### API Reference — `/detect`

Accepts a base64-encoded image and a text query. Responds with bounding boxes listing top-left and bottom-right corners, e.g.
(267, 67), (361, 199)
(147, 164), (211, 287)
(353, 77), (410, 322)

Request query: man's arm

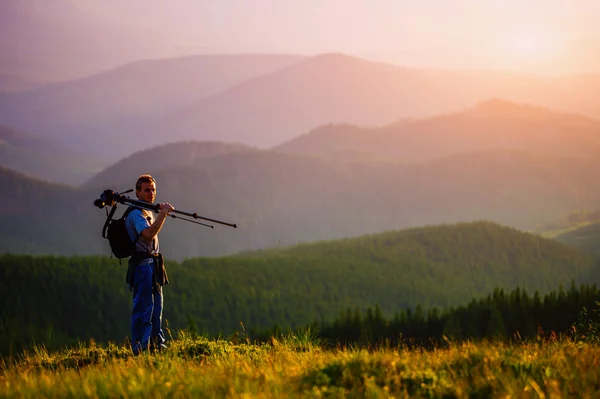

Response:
(140, 203), (174, 240)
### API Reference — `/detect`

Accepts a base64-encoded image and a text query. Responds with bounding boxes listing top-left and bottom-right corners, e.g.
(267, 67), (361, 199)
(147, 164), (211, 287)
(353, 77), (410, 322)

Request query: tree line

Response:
(276, 282), (600, 347)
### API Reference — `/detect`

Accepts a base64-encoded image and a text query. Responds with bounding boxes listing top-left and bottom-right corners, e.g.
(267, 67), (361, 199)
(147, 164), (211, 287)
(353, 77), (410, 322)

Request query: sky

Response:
(72, 0), (600, 74)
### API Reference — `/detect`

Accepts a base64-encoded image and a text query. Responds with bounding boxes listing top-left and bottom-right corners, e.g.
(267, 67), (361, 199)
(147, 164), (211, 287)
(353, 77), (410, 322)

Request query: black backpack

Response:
(102, 205), (140, 259)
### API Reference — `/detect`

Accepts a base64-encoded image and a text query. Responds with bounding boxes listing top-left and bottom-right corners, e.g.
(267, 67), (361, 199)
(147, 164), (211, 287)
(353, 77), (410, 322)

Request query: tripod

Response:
(93, 189), (237, 229)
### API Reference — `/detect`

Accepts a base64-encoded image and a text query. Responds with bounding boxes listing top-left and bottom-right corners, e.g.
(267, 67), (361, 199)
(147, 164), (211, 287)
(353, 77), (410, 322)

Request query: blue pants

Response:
(131, 261), (165, 355)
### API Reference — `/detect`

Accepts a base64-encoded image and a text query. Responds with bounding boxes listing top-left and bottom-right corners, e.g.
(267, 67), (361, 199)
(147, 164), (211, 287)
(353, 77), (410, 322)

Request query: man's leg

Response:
(150, 286), (166, 350)
(131, 263), (154, 355)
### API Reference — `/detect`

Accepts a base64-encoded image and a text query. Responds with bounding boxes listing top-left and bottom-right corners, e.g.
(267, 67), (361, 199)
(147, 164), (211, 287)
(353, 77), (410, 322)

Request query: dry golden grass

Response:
(2, 333), (600, 398)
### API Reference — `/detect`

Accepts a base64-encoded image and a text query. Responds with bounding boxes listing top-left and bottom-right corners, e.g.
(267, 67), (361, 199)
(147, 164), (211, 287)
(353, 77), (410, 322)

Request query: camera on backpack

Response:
(93, 189), (119, 209)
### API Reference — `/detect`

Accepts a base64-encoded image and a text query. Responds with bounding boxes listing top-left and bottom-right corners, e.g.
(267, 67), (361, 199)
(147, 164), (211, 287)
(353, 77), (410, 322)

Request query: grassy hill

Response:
(4, 338), (599, 398)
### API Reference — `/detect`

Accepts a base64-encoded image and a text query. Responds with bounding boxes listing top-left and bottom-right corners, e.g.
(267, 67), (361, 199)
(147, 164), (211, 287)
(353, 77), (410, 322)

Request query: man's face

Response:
(137, 181), (156, 203)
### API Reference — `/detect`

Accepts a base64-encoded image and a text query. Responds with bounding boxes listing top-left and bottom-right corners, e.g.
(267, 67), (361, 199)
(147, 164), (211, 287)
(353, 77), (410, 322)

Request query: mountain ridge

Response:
(1, 53), (598, 166)
(275, 99), (600, 162)
(3, 136), (599, 260)
(0, 53), (305, 159)
(83, 141), (258, 189)
(0, 124), (104, 184)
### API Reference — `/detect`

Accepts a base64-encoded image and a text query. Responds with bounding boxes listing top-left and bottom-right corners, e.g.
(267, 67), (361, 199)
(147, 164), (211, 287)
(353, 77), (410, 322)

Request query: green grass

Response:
(2, 333), (600, 398)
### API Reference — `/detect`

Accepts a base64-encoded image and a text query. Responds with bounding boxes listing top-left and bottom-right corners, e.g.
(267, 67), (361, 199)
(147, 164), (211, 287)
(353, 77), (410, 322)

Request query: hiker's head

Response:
(135, 174), (156, 202)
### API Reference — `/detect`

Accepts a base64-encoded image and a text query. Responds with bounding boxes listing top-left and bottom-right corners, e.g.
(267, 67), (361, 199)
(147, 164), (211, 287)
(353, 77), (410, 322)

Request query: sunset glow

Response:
(68, 0), (599, 75)
(508, 31), (547, 56)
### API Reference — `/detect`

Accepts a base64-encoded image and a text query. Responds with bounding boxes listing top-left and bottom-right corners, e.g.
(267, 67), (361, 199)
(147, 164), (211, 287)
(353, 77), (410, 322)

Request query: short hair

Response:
(136, 174), (156, 191)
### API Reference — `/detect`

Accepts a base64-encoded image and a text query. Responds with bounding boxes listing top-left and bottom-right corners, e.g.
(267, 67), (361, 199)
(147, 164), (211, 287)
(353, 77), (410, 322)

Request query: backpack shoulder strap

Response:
(122, 206), (141, 219)
(122, 206), (143, 242)
(101, 204), (119, 239)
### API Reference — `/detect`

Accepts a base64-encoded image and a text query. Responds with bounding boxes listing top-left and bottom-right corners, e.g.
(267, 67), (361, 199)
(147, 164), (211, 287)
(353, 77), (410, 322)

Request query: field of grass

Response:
(2, 331), (600, 398)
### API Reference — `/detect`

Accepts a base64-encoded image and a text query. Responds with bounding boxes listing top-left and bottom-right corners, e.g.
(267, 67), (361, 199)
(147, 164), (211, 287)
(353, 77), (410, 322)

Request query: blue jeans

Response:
(131, 261), (165, 355)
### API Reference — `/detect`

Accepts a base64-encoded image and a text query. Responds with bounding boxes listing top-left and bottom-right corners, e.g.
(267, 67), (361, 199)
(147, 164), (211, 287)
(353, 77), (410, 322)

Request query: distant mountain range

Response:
(0, 53), (305, 161)
(0, 124), (104, 184)
(0, 53), (598, 170)
(83, 140), (256, 189)
(275, 99), (600, 162)
(2, 101), (600, 259)
(2, 30), (600, 259)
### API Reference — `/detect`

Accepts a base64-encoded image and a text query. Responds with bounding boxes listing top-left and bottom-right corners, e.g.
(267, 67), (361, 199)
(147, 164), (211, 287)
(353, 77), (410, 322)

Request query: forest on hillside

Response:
(2, 221), (599, 358)
(305, 283), (600, 347)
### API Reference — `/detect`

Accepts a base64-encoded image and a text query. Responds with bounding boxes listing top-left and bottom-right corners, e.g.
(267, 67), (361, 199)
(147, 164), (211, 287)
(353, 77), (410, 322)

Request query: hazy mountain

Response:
(0, 0), (184, 83)
(0, 72), (47, 94)
(1, 53), (598, 164)
(0, 124), (104, 184)
(83, 141), (257, 189)
(4, 138), (600, 260)
(275, 99), (600, 162)
(0, 54), (304, 160)
(144, 53), (459, 149)
(418, 69), (600, 120)
(5, 101), (600, 259)
(0, 166), (106, 255)
(144, 54), (599, 150)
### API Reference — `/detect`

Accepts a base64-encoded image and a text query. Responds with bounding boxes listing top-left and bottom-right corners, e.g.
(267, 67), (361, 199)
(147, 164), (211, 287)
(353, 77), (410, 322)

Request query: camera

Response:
(93, 189), (119, 209)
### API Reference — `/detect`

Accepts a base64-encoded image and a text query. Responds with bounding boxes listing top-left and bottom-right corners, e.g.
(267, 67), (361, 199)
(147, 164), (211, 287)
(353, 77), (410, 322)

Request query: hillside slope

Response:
(146, 56), (600, 149)
(275, 99), (600, 162)
(0, 54), (304, 161)
(0, 167), (106, 255)
(0, 124), (104, 184)
(83, 141), (257, 189)
(2, 221), (598, 356)
(3, 141), (600, 259)
(1, 53), (599, 163)
(554, 221), (600, 256)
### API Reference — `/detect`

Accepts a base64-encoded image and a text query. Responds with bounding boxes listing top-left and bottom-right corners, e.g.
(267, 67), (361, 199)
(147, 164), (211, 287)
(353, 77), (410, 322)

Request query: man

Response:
(125, 174), (174, 355)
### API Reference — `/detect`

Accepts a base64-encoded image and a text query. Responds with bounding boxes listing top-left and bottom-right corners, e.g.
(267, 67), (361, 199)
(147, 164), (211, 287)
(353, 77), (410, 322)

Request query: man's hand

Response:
(159, 203), (175, 215)
(141, 202), (174, 240)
